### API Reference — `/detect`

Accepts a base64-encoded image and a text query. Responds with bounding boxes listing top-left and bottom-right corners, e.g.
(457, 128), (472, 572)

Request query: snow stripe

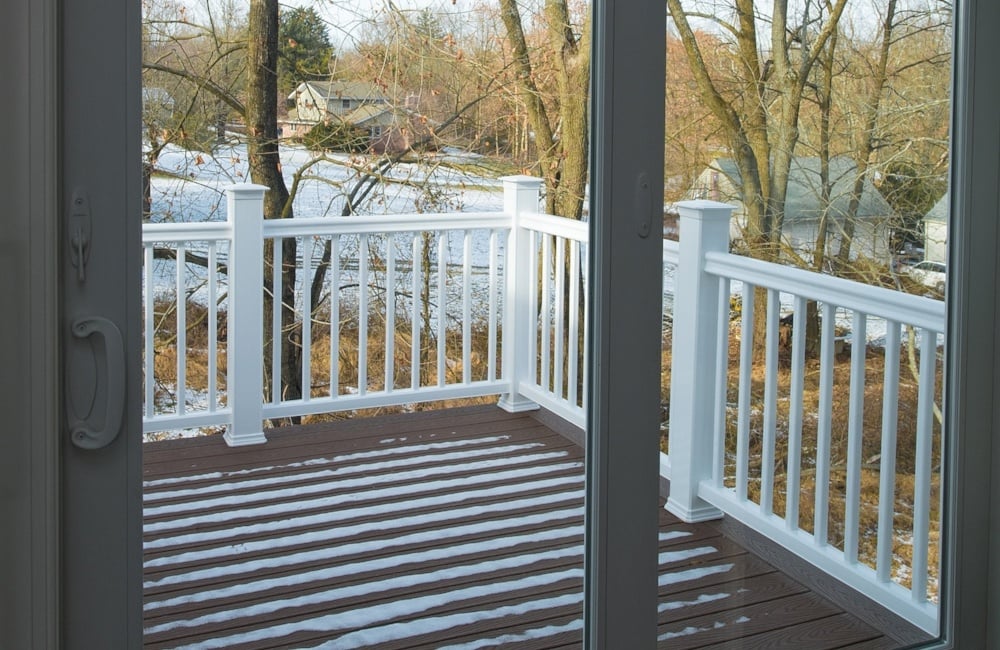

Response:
(659, 545), (717, 565)
(144, 472), (582, 547)
(434, 618), (584, 650)
(145, 524), (585, 611)
(658, 615), (751, 641)
(145, 507), (583, 588)
(659, 592), (730, 613)
(144, 454), (575, 518)
(144, 490), (583, 566)
(661, 530), (694, 542)
(660, 563), (736, 587)
(144, 441), (551, 502)
(149, 564), (584, 641)
(143, 435), (519, 489)
(314, 595), (583, 650)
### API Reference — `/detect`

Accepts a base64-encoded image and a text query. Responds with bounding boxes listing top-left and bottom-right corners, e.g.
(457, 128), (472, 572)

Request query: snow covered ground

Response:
(148, 141), (506, 224)
(150, 140), (910, 349)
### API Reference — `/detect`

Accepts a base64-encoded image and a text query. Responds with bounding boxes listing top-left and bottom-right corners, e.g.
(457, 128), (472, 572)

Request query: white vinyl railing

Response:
(142, 188), (943, 633)
(665, 200), (945, 635)
(142, 177), (575, 443)
(142, 220), (232, 434)
(259, 213), (512, 423)
(504, 209), (589, 428)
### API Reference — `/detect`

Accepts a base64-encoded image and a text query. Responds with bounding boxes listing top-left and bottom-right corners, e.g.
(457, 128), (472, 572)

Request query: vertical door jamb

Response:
(586, 0), (666, 647)
(60, 0), (144, 645)
(0, 0), (61, 644)
(943, 0), (1000, 646)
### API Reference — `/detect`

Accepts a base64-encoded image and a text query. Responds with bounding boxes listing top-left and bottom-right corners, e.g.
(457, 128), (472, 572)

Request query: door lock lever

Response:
(69, 189), (92, 283)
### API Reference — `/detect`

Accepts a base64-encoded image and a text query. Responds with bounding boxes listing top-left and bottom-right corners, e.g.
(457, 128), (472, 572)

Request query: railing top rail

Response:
(519, 212), (588, 242)
(260, 211), (511, 238)
(662, 238), (680, 265)
(142, 221), (231, 244)
(705, 250), (946, 332)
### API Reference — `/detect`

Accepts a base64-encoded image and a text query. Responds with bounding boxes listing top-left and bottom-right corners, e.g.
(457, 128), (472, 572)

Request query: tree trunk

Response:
(836, 0), (897, 268)
(806, 30), (840, 356)
(247, 0), (301, 411)
(667, 0), (848, 358)
(500, 0), (590, 221)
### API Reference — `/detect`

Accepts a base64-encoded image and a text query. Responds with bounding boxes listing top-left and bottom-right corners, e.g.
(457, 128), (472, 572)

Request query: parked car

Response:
(904, 260), (947, 293)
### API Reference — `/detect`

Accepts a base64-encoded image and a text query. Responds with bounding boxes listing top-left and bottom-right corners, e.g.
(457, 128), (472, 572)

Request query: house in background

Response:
(281, 80), (388, 139)
(924, 192), (949, 263)
(288, 80), (387, 122)
(689, 156), (896, 261)
(281, 80), (434, 153)
(342, 102), (437, 154)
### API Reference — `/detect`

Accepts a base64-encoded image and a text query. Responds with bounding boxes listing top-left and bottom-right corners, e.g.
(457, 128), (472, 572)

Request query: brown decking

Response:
(143, 405), (922, 649)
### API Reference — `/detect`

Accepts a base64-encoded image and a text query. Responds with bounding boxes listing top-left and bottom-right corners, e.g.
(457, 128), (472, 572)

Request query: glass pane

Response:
(661, 0), (952, 645)
(141, 0), (593, 646)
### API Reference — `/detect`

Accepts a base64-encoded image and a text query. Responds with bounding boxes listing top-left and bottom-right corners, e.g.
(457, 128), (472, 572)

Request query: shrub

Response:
(303, 120), (369, 152)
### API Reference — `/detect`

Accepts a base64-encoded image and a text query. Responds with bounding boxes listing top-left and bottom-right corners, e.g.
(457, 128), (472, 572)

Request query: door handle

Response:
(69, 317), (125, 450)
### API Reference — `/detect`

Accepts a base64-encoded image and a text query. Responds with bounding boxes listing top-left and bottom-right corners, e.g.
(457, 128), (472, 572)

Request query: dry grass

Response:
(146, 298), (500, 430)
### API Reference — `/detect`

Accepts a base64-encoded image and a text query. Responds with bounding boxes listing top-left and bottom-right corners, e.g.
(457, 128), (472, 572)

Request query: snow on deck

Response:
(142, 404), (898, 649)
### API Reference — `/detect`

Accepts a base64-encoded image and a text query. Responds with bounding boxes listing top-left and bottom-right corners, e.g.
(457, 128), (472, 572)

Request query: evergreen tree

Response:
(278, 6), (333, 94)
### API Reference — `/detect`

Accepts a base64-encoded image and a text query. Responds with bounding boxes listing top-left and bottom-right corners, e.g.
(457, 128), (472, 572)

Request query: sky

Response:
(281, 0), (450, 48)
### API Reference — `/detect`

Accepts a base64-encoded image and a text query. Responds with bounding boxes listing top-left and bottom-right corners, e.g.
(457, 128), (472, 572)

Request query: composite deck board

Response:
(143, 405), (908, 649)
(710, 613), (885, 649)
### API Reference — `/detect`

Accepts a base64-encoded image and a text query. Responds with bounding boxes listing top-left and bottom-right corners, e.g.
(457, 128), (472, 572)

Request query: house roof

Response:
(708, 156), (893, 222)
(344, 103), (392, 126)
(288, 80), (387, 104)
(925, 192), (949, 223)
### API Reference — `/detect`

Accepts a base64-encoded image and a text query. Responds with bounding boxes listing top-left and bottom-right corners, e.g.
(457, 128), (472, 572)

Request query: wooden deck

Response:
(143, 405), (924, 649)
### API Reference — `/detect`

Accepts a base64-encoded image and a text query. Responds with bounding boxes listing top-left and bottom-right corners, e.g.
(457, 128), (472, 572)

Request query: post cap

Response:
(222, 183), (269, 196)
(500, 175), (544, 187)
(675, 199), (735, 220)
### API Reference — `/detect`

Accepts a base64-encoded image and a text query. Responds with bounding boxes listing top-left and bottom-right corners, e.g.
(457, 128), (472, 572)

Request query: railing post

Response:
(223, 184), (269, 446)
(498, 175), (543, 414)
(665, 200), (733, 522)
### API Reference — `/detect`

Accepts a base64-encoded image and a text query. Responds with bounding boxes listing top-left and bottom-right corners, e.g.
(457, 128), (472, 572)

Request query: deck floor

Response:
(143, 405), (906, 649)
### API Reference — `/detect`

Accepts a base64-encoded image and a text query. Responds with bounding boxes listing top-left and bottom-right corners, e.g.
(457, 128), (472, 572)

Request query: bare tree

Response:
(246, 0), (301, 407)
(667, 0), (848, 257)
(499, 0), (590, 220)
(144, 0), (301, 409)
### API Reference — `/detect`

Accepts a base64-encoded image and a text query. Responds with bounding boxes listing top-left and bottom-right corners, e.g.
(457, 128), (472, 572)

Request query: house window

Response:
(342, 99), (351, 110)
(370, 126), (382, 139)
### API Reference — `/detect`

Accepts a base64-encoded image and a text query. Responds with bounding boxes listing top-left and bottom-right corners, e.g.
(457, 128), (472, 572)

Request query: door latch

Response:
(69, 188), (92, 283)
(634, 172), (652, 238)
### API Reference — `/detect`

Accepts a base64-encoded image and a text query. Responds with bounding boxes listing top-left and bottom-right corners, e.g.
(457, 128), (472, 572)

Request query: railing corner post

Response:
(498, 176), (543, 414)
(665, 200), (734, 522)
(223, 183), (269, 446)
